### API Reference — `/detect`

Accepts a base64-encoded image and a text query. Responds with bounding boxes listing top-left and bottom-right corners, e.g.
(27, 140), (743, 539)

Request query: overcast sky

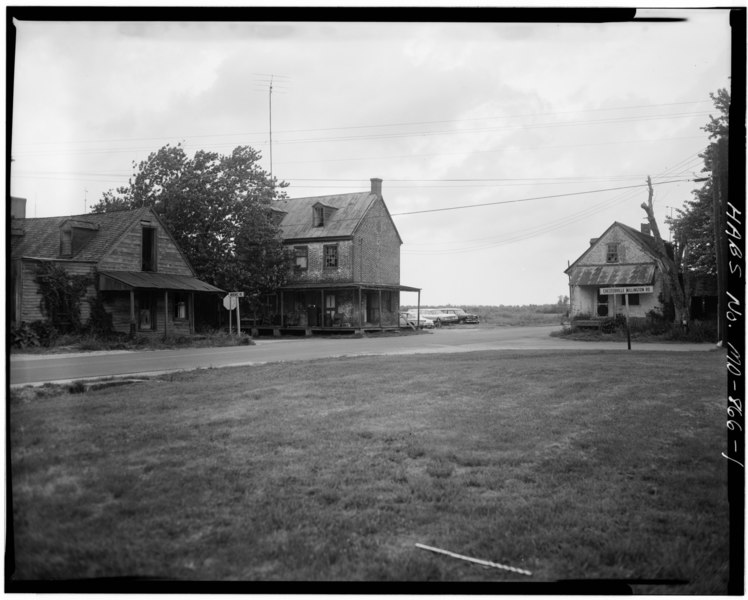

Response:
(9, 9), (733, 305)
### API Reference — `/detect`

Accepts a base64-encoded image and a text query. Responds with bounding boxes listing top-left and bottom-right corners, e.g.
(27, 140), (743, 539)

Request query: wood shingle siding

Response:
(11, 205), (222, 333)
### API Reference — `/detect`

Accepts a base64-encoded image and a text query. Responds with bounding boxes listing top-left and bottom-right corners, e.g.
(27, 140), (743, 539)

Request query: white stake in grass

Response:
(415, 543), (532, 576)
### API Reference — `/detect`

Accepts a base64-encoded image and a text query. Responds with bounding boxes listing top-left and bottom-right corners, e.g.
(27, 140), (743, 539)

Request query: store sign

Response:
(600, 285), (653, 295)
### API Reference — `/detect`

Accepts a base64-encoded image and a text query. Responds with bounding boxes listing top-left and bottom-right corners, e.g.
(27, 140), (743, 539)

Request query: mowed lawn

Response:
(9, 350), (729, 591)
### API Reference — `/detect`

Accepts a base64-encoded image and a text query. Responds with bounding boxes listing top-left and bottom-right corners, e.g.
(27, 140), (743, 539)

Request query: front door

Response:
(137, 292), (156, 330)
(597, 290), (609, 317)
(324, 294), (336, 327)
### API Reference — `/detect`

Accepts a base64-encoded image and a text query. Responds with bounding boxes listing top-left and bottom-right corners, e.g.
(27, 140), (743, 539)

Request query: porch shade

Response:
(99, 271), (224, 293)
(569, 264), (655, 286)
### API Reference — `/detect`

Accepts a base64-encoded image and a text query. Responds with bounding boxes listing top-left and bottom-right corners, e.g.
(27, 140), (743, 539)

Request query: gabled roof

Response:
(272, 191), (393, 241)
(565, 221), (666, 274)
(11, 206), (163, 263)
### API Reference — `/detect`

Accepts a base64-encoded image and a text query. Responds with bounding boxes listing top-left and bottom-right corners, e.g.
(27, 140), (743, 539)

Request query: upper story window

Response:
(606, 243), (619, 263)
(313, 205), (325, 227)
(324, 245), (338, 268)
(142, 226), (157, 271)
(294, 246), (308, 270)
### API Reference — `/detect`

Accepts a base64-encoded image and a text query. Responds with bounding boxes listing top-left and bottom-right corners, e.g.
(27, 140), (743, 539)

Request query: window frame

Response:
(173, 292), (189, 321)
(294, 245), (308, 270)
(606, 243), (619, 263)
(142, 226), (158, 272)
(313, 206), (325, 227)
(323, 244), (338, 269)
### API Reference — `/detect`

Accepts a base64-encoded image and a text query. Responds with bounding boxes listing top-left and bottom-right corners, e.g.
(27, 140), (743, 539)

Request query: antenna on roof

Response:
(252, 73), (290, 183)
(84, 189), (88, 213)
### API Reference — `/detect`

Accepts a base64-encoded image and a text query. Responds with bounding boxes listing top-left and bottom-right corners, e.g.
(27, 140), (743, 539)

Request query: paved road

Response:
(9, 325), (717, 386)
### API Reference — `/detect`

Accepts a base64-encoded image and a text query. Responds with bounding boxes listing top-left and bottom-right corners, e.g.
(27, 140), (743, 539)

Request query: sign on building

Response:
(600, 285), (654, 295)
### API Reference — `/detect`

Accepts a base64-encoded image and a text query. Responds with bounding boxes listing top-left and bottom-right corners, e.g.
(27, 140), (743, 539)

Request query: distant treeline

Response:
(400, 304), (568, 327)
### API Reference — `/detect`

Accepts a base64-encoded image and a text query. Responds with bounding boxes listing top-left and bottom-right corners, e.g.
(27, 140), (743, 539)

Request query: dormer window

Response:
(606, 243), (619, 263)
(312, 202), (337, 228)
(313, 205), (325, 227)
(59, 219), (98, 257)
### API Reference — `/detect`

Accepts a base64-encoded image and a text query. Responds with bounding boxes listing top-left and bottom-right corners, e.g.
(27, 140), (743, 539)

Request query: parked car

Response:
(419, 309), (459, 326)
(400, 312), (434, 329)
(438, 307), (480, 324)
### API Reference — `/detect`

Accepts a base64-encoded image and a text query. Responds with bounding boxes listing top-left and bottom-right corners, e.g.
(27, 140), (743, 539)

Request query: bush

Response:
(86, 295), (114, 336)
(663, 321), (719, 343)
(11, 323), (40, 349)
(29, 320), (59, 347)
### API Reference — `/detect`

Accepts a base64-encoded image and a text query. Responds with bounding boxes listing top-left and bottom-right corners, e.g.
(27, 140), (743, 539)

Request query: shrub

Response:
(29, 320), (59, 347)
(35, 263), (92, 333)
(11, 323), (40, 349)
(86, 295), (114, 336)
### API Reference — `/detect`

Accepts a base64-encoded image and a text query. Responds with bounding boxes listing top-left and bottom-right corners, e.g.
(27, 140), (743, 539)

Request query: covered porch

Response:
(246, 282), (421, 336)
(568, 263), (659, 320)
(98, 270), (224, 336)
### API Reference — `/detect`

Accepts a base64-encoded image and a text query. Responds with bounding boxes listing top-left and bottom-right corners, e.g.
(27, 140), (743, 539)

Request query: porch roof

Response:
(279, 282), (420, 292)
(99, 271), (224, 293)
(568, 264), (655, 286)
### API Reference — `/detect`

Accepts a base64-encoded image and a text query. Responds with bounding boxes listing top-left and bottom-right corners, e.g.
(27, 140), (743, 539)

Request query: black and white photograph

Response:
(6, 5), (744, 594)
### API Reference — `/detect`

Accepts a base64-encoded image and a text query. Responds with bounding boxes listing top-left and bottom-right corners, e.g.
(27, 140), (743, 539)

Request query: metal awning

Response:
(569, 264), (655, 286)
(99, 271), (224, 293)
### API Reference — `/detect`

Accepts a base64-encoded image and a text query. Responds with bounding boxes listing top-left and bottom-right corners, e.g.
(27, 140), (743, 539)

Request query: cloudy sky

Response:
(9, 9), (733, 305)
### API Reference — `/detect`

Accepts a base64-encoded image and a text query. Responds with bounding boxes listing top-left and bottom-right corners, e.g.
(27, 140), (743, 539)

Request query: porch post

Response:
(417, 290), (421, 325)
(189, 292), (195, 333)
(358, 287), (363, 330)
(129, 289), (136, 335)
(378, 289), (383, 328)
(320, 289), (324, 327)
(280, 291), (284, 331)
(164, 291), (168, 337)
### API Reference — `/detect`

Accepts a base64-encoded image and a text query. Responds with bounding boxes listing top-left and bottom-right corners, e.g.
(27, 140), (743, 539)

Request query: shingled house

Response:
(565, 221), (670, 321)
(256, 178), (420, 334)
(10, 198), (223, 336)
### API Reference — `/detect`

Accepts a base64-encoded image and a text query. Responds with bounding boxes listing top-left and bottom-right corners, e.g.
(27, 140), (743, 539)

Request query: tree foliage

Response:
(91, 144), (293, 307)
(667, 88), (729, 280)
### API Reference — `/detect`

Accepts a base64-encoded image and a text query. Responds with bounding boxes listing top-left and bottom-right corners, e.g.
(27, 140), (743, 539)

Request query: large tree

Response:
(92, 144), (292, 308)
(639, 89), (729, 327)
(668, 88), (729, 279)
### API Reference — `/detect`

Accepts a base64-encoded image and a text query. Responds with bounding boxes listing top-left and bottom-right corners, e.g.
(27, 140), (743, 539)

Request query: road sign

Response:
(600, 285), (653, 295)
(223, 295), (238, 310)
(228, 291), (245, 297)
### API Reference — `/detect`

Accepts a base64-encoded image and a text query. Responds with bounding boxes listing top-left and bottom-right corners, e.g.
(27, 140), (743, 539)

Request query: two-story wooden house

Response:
(263, 178), (420, 334)
(565, 221), (671, 321)
(10, 198), (223, 336)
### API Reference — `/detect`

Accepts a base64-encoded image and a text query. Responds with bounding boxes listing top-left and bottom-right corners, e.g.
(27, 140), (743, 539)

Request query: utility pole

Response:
(712, 137), (728, 342)
(84, 189), (88, 213)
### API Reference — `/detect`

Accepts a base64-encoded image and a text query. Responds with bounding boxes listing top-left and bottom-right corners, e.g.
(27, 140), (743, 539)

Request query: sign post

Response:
(600, 285), (653, 350)
(223, 292), (245, 335)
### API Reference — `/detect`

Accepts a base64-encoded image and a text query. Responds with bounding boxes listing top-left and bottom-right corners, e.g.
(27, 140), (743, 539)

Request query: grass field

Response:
(9, 350), (729, 591)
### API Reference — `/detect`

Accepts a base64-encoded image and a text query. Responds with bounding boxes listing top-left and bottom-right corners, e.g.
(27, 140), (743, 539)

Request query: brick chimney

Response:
(370, 178), (382, 196)
(640, 223), (651, 236)
(11, 196), (26, 220)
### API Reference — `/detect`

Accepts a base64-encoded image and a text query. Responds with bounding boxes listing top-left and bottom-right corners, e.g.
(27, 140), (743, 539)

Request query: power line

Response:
(390, 179), (690, 216)
(11, 99), (709, 149)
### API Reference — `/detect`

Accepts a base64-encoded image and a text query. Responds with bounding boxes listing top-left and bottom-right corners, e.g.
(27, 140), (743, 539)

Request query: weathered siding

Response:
(18, 259), (96, 324)
(568, 224), (666, 319)
(101, 291), (192, 336)
(353, 197), (400, 285)
(577, 227), (653, 266)
(98, 217), (193, 275)
(286, 239), (354, 284)
(569, 271), (666, 318)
